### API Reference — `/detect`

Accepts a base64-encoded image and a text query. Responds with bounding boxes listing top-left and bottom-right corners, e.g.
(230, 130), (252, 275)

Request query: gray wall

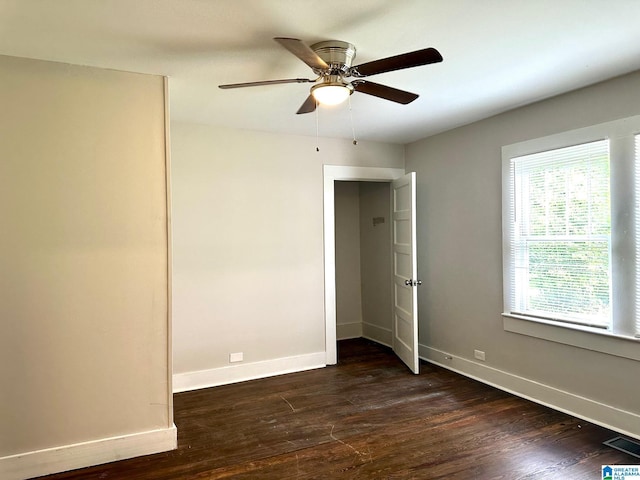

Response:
(406, 69), (640, 438)
(335, 181), (363, 340)
(334, 181), (393, 343)
(171, 122), (404, 389)
(359, 182), (393, 345)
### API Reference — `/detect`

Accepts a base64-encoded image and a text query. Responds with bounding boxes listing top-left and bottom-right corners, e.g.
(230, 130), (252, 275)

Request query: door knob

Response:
(405, 279), (423, 286)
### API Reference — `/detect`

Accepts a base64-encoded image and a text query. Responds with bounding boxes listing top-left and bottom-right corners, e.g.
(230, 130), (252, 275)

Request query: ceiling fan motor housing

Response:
(310, 40), (356, 76)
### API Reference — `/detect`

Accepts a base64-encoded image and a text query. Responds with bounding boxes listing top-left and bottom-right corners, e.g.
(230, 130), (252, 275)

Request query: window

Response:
(502, 116), (640, 347)
(510, 140), (611, 329)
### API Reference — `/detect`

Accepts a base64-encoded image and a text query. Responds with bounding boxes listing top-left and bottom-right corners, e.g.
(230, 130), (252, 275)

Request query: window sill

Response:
(502, 313), (640, 362)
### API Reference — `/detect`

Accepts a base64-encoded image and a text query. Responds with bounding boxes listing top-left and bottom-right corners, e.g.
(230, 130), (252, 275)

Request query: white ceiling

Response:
(1, 0), (640, 144)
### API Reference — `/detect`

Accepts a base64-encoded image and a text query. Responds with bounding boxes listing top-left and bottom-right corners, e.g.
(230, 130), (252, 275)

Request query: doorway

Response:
(323, 165), (404, 365)
(334, 181), (393, 350)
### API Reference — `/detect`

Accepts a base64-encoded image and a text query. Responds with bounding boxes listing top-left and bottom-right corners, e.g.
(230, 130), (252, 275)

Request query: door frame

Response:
(323, 165), (405, 365)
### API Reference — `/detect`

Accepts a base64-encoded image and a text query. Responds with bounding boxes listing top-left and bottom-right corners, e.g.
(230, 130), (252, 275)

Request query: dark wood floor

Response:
(38, 339), (633, 479)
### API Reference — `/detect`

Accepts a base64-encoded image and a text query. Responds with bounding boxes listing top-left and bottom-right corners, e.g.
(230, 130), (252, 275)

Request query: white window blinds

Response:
(509, 140), (611, 328)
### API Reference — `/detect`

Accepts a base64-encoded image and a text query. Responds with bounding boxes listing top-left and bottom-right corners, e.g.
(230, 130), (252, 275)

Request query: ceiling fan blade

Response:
(352, 47), (442, 77)
(219, 78), (315, 89)
(352, 80), (418, 104)
(274, 37), (329, 70)
(296, 95), (317, 114)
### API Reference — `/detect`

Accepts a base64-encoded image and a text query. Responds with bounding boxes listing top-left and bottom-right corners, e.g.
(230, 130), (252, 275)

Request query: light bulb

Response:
(311, 83), (352, 106)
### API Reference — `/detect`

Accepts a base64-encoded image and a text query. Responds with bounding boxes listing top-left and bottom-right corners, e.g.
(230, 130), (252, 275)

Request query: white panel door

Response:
(392, 172), (420, 374)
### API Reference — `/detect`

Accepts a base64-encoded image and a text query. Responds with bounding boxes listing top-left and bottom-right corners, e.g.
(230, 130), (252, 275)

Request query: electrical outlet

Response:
(229, 352), (243, 363)
(474, 349), (486, 361)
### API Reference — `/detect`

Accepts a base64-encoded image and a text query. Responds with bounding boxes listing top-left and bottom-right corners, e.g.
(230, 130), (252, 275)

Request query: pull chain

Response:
(349, 96), (357, 145)
(315, 101), (320, 152)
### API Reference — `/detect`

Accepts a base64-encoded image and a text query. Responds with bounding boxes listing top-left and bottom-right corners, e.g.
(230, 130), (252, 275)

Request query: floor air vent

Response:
(604, 436), (640, 459)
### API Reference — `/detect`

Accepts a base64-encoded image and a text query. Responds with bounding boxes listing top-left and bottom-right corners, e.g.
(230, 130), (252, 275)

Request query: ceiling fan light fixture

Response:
(311, 82), (353, 106)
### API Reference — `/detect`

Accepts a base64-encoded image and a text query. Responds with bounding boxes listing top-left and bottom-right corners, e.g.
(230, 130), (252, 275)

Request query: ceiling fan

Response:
(219, 37), (443, 114)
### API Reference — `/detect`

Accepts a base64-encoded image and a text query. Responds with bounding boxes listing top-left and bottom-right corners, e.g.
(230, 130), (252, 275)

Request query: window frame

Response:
(502, 116), (640, 359)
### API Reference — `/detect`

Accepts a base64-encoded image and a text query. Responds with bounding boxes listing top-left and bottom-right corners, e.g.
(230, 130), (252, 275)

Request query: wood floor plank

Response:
(36, 339), (635, 479)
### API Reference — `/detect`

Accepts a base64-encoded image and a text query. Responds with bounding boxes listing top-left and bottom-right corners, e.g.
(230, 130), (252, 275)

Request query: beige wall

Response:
(406, 70), (640, 437)
(0, 54), (172, 473)
(171, 122), (403, 382)
(335, 182), (363, 340)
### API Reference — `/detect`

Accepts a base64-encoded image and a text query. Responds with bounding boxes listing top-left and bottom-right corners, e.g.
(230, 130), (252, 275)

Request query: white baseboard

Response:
(337, 322), (363, 340)
(419, 344), (640, 441)
(0, 425), (177, 480)
(363, 323), (392, 347)
(173, 351), (326, 393)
